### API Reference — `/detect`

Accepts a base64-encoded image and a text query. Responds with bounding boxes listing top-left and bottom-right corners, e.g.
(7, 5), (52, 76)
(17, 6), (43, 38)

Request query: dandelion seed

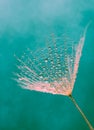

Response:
(14, 22), (94, 130)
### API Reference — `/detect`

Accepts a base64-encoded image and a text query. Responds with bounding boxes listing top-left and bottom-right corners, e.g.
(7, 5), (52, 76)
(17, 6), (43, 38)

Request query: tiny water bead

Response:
(44, 59), (48, 63)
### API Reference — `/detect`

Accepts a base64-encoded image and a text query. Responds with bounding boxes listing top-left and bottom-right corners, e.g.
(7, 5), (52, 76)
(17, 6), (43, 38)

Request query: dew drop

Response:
(58, 64), (61, 67)
(43, 67), (46, 70)
(39, 76), (43, 79)
(45, 59), (48, 63)
(52, 65), (55, 68)
(51, 61), (54, 64)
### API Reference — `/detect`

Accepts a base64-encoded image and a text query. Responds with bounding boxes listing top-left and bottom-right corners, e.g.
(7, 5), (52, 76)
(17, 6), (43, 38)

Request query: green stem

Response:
(69, 95), (94, 130)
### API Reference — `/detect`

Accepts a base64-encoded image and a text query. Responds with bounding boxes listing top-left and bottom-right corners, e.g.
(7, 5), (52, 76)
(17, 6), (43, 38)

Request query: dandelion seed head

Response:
(14, 24), (89, 96)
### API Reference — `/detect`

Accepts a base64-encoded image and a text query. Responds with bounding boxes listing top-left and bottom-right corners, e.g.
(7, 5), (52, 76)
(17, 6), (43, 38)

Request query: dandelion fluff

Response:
(14, 22), (94, 130)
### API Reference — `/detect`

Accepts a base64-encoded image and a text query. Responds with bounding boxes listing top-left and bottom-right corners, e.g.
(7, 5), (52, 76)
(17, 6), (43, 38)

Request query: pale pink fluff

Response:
(28, 78), (72, 96)
(17, 23), (89, 96)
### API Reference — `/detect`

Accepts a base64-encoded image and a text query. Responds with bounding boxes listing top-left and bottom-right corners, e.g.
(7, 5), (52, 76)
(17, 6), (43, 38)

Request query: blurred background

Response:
(0, 0), (94, 130)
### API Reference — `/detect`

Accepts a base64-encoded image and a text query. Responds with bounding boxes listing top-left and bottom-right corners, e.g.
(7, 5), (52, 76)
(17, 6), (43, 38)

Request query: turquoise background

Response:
(0, 0), (94, 130)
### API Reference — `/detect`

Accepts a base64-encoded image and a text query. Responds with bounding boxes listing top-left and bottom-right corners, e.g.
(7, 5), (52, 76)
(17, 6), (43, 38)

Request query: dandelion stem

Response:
(69, 95), (94, 130)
